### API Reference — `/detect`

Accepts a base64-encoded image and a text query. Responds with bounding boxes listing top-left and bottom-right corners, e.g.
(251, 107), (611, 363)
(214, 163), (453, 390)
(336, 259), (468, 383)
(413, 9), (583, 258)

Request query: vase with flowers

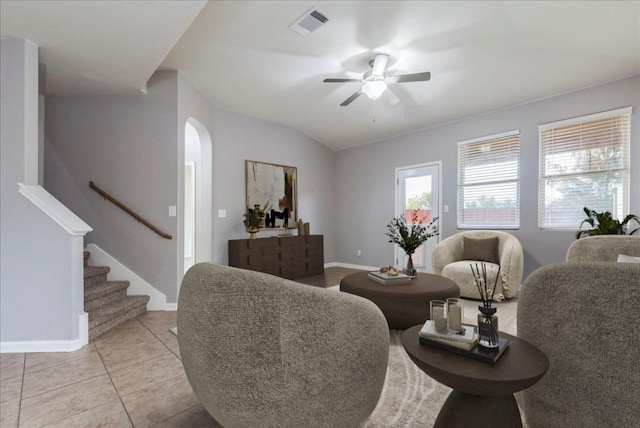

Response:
(385, 213), (439, 277)
(471, 262), (502, 349)
(243, 204), (265, 239)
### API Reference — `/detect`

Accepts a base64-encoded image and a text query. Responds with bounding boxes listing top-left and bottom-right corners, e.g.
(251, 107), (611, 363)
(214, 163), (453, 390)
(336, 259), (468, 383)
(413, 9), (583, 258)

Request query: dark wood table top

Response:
(401, 324), (549, 396)
(340, 271), (459, 297)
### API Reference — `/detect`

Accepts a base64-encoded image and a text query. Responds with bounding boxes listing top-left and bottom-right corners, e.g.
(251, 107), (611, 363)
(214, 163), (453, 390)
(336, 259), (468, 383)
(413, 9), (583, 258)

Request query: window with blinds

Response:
(538, 107), (631, 229)
(457, 130), (520, 229)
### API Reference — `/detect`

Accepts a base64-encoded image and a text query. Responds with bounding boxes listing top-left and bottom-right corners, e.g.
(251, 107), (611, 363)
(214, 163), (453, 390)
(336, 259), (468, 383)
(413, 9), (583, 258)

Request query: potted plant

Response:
(243, 204), (265, 239)
(385, 212), (439, 276)
(576, 207), (640, 239)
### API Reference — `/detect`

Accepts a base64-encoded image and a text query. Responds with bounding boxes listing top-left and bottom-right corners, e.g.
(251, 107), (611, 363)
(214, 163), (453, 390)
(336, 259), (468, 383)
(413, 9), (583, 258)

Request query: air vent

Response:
(289, 7), (329, 36)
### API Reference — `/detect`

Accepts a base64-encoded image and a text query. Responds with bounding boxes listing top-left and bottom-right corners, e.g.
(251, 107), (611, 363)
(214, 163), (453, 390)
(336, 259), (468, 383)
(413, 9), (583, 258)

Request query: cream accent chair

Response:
(178, 263), (390, 428)
(518, 235), (640, 427)
(432, 230), (524, 299)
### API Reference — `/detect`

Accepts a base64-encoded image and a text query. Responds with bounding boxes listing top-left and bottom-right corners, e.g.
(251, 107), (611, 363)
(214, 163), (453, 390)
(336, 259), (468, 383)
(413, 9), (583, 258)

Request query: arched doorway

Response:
(183, 118), (212, 274)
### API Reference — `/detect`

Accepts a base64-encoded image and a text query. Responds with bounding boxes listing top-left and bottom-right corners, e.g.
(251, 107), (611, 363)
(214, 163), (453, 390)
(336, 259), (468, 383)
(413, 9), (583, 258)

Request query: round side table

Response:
(401, 325), (549, 428)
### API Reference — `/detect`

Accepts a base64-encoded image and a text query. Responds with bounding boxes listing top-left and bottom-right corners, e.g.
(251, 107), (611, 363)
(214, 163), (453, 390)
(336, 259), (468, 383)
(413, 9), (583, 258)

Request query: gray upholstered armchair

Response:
(565, 234), (640, 262)
(518, 235), (640, 428)
(432, 230), (524, 299)
(177, 263), (390, 428)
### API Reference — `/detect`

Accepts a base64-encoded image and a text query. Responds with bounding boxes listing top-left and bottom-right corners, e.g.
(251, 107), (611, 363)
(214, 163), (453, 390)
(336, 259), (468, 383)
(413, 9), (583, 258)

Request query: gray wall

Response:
(177, 73), (336, 266)
(45, 71), (180, 301)
(210, 108), (337, 264)
(334, 76), (640, 279)
(43, 66), (635, 305)
(44, 72), (337, 303)
(1, 38), (81, 343)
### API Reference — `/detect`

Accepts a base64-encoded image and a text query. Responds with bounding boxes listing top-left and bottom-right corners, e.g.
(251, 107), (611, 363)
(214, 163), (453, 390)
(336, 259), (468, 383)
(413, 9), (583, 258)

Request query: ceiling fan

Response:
(323, 54), (431, 106)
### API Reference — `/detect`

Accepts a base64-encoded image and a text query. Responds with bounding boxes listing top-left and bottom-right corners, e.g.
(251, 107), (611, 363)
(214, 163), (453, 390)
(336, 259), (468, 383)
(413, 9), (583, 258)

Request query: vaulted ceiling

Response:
(2, 1), (639, 151)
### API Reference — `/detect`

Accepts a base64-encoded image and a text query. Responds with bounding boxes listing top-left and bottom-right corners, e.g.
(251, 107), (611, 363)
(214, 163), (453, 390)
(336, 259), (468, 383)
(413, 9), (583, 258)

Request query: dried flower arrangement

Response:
(470, 262), (505, 305)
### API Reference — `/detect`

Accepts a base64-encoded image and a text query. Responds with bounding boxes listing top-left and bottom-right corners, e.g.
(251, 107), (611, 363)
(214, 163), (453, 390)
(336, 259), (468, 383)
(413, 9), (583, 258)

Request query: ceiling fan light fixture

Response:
(323, 53), (430, 106)
(362, 80), (387, 100)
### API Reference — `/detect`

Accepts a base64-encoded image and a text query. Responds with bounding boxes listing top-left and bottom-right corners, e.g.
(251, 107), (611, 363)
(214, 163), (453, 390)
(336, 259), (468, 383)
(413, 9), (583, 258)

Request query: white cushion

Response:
(617, 254), (640, 263)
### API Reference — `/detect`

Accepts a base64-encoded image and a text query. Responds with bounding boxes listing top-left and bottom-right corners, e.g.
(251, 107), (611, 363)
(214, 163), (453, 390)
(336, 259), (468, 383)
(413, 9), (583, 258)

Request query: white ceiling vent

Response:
(288, 7), (328, 36)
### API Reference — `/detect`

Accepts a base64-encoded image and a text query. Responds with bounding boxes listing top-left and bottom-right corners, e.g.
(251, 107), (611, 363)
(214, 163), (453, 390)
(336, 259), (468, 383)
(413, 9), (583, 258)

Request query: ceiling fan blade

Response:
(389, 71), (431, 84)
(384, 88), (400, 106)
(340, 89), (362, 106)
(372, 54), (389, 76)
(323, 78), (361, 83)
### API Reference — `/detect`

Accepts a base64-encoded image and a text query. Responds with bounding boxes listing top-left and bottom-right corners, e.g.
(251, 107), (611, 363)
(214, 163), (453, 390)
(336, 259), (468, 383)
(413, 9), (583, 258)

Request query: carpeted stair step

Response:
(84, 265), (110, 286)
(83, 248), (151, 339)
(88, 295), (150, 340)
(84, 280), (130, 311)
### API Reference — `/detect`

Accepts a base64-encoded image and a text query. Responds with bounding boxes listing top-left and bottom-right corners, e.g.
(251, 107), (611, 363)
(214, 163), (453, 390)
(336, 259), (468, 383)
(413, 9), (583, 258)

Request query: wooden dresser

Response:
(228, 235), (324, 279)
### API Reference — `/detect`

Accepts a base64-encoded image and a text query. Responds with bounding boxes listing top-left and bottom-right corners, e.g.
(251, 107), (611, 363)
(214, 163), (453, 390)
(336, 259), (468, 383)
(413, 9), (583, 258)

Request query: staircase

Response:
(84, 250), (150, 339)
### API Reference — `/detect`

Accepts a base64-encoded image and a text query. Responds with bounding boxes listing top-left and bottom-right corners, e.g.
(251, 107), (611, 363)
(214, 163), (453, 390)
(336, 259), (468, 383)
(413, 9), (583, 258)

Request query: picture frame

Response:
(245, 160), (297, 229)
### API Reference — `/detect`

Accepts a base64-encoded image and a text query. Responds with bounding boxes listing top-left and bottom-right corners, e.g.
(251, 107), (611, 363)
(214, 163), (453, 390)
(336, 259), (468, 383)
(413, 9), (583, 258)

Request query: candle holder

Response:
(446, 297), (463, 333)
(430, 300), (447, 333)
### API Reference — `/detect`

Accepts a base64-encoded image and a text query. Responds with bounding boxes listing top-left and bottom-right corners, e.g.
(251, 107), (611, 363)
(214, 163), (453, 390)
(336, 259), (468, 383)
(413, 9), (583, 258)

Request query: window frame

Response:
(457, 130), (521, 230)
(538, 107), (632, 230)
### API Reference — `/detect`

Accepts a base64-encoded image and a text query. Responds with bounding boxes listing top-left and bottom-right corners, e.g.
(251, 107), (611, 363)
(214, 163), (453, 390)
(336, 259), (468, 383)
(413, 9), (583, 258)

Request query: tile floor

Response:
(0, 267), (518, 428)
(0, 268), (358, 428)
(0, 310), (223, 428)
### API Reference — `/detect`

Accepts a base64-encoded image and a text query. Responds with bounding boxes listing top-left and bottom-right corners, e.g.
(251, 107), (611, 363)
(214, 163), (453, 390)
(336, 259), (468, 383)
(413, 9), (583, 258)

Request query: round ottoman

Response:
(340, 272), (460, 329)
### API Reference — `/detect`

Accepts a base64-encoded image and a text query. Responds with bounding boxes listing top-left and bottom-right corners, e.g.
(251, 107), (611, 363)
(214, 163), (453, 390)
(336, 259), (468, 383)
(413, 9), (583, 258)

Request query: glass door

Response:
(395, 162), (441, 274)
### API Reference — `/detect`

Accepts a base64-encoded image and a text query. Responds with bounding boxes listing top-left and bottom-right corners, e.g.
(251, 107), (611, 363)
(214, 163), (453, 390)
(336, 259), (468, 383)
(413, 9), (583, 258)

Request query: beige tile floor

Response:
(0, 268), (518, 428)
(0, 268), (355, 428)
(0, 310), (223, 428)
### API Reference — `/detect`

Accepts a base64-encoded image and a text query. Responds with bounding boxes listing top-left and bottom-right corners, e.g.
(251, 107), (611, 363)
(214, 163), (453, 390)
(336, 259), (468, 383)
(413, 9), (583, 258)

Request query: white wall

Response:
(45, 71), (180, 301)
(334, 76), (640, 279)
(183, 123), (200, 267)
(1, 38), (89, 350)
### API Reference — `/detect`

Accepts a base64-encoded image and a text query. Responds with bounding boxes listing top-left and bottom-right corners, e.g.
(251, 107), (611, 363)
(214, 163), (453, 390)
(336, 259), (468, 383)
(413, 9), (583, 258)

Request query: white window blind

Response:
(538, 107), (631, 229)
(457, 130), (520, 229)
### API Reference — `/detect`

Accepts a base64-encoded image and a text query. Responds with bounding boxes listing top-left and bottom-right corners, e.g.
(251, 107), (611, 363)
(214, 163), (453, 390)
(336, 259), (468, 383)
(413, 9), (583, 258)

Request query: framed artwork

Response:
(245, 160), (297, 229)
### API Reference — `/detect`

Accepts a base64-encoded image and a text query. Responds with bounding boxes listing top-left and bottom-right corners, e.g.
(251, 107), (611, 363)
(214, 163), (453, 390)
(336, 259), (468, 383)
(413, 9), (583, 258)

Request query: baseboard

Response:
(1, 338), (88, 353)
(331, 262), (379, 271)
(1, 313), (89, 353)
(85, 243), (167, 310)
(164, 303), (177, 311)
(78, 312), (88, 346)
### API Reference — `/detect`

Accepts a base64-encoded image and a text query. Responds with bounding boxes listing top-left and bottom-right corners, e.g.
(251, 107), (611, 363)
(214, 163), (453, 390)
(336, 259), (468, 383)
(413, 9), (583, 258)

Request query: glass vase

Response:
(405, 254), (417, 277)
(477, 305), (499, 350)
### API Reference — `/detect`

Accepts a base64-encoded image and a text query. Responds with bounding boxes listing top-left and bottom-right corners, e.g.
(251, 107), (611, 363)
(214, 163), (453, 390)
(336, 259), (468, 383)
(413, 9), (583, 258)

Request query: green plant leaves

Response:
(575, 207), (640, 239)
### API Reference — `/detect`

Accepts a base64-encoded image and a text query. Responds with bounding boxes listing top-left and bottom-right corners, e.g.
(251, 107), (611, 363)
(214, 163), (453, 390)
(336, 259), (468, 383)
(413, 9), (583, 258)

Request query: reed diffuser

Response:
(470, 263), (501, 349)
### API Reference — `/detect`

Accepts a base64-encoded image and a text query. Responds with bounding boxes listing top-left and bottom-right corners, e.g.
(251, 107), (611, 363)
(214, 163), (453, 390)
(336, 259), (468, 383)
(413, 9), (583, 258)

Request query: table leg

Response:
(434, 389), (522, 428)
